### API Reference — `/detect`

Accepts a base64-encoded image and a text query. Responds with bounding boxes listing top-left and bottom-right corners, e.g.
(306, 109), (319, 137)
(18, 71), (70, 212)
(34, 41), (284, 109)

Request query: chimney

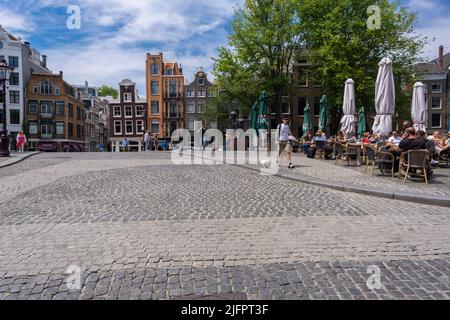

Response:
(59, 71), (63, 78)
(24, 41), (30, 48)
(42, 55), (47, 68)
(438, 45), (444, 69)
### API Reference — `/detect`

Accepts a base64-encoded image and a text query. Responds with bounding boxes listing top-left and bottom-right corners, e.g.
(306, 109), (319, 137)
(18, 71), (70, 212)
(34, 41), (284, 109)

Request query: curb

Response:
(0, 152), (41, 169)
(191, 153), (450, 208)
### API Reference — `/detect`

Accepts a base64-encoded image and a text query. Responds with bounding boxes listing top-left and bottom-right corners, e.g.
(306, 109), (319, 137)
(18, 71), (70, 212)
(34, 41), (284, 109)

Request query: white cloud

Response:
(0, 8), (34, 32)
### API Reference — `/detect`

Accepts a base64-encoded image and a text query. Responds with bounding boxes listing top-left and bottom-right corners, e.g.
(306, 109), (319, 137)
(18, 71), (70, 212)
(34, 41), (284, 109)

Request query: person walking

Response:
(16, 131), (27, 153)
(277, 116), (295, 168)
(144, 130), (152, 151)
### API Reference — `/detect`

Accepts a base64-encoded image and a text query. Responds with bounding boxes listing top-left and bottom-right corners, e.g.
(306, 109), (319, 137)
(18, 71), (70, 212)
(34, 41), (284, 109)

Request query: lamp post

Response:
(0, 59), (15, 157)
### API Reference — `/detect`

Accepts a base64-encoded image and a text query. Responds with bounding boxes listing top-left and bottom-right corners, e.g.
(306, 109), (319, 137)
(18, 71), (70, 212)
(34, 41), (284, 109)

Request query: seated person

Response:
(387, 131), (402, 147)
(443, 131), (450, 152)
(369, 133), (380, 144)
(361, 132), (371, 144)
(427, 131), (445, 154)
(312, 130), (327, 143)
(397, 127), (426, 153)
(335, 131), (346, 143)
(416, 130), (436, 155)
(300, 131), (313, 153)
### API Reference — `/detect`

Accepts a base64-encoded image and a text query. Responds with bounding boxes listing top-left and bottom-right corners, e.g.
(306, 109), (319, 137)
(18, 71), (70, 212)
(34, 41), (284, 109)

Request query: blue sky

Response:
(1, 0), (449, 95)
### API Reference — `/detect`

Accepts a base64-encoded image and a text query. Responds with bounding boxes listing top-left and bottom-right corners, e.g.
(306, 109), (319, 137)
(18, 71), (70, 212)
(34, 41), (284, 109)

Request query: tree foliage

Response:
(297, 0), (427, 131)
(97, 85), (119, 99)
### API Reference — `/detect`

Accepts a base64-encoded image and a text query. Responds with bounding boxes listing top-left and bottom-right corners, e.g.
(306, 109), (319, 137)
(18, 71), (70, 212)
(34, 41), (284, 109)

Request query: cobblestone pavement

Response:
(0, 152), (449, 300)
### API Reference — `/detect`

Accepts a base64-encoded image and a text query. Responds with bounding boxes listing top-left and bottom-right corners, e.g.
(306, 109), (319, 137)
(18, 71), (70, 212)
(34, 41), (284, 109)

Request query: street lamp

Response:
(0, 59), (14, 157)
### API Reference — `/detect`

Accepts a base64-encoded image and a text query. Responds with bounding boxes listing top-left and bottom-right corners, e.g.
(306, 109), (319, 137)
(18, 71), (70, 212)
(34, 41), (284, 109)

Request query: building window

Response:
(76, 124), (81, 138)
(29, 122), (38, 135)
(124, 93), (132, 102)
(298, 97), (307, 116)
(40, 80), (53, 95)
(55, 101), (65, 115)
(68, 123), (74, 137)
(8, 56), (19, 68)
(170, 101), (177, 117)
(431, 83), (442, 93)
(10, 109), (20, 124)
(68, 103), (74, 118)
(197, 102), (204, 113)
(41, 124), (52, 135)
(423, 85), (428, 94)
(151, 101), (159, 114)
(151, 81), (159, 95)
(125, 120), (133, 134)
(169, 80), (177, 97)
(165, 69), (173, 75)
(313, 97), (320, 116)
(9, 91), (20, 104)
(136, 120), (144, 134)
(114, 120), (122, 135)
(187, 117), (194, 131)
(187, 89), (195, 97)
(9, 72), (19, 86)
(33, 86), (38, 94)
(28, 101), (38, 114)
(125, 105), (132, 117)
(282, 101), (290, 115)
(150, 63), (159, 75)
(40, 102), (52, 115)
(198, 89), (206, 97)
(55, 122), (64, 135)
(431, 97), (442, 109)
(208, 91), (214, 98)
(186, 102), (195, 113)
(77, 107), (82, 120)
(136, 105), (144, 117)
(55, 86), (60, 96)
(198, 78), (205, 86)
(151, 121), (159, 134)
(113, 106), (121, 117)
(298, 70), (308, 86)
(431, 114), (441, 128)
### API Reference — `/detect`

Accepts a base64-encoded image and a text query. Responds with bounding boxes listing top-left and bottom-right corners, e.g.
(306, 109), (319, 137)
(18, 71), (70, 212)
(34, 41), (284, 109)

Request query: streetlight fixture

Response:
(0, 59), (15, 157)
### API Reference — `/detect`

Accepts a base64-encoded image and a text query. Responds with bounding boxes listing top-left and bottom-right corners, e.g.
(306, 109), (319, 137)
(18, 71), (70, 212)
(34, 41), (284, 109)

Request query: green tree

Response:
(97, 85), (118, 99)
(212, 0), (303, 123)
(297, 0), (427, 133)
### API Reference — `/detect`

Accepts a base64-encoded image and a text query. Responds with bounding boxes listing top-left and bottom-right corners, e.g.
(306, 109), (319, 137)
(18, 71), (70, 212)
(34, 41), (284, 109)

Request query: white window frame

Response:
(197, 102), (204, 114)
(186, 89), (195, 97)
(114, 120), (122, 135)
(431, 83), (442, 93)
(125, 120), (133, 135)
(151, 101), (159, 115)
(186, 102), (195, 113)
(431, 114), (441, 128)
(33, 86), (38, 94)
(29, 122), (38, 135)
(40, 103), (52, 115)
(198, 78), (205, 86)
(198, 89), (206, 97)
(114, 106), (121, 117)
(187, 118), (194, 131)
(124, 105), (133, 118)
(41, 124), (52, 135)
(124, 93), (132, 103)
(136, 120), (144, 134)
(431, 97), (442, 109)
(135, 105), (144, 117)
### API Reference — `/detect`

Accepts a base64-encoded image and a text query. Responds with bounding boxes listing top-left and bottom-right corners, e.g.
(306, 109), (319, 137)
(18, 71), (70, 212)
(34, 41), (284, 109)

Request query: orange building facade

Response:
(146, 53), (184, 139)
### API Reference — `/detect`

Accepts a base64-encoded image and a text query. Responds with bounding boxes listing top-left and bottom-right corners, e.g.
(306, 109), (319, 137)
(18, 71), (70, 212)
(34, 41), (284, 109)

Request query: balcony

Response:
(39, 112), (53, 119)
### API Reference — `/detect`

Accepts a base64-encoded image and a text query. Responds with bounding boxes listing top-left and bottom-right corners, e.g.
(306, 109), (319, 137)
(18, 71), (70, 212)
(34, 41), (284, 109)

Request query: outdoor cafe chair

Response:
(315, 140), (326, 159)
(399, 150), (432, 184)
(364, 146), (395, 178)
(335, 143), (360, 166)
(438, 149), (450, 167)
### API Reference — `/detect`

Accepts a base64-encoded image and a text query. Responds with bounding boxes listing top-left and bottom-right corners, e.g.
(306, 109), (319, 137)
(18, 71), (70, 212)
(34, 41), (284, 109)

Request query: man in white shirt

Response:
(387, 131), (402, 146)
(277, 116), (295, 168)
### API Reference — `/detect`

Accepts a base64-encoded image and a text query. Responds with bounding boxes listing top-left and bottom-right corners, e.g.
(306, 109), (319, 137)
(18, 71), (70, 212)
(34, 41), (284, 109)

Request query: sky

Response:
(1, 0), (449, 96)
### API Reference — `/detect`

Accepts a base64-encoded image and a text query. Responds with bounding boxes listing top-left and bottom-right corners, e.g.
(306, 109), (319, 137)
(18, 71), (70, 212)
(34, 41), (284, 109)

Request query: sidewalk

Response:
(0, 152), (40, 169)
(192, 150), (450, 207)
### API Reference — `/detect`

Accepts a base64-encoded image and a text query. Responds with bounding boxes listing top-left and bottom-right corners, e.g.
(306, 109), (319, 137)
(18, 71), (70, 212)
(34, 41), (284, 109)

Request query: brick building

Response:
(25, 72), (86, 152)
(146, 53), (184, 139)
(184, 68), (215, 137)
(413, 45), (450, 134)
(107, 79), (147, 152)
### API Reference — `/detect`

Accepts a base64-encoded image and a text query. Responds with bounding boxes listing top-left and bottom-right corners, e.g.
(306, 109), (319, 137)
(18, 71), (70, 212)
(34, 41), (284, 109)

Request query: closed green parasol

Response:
(357, 106), (367, 138)
(251, 91), (269, 133)
(319, 95), (328, 132)
(302, 103), (313, 137)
